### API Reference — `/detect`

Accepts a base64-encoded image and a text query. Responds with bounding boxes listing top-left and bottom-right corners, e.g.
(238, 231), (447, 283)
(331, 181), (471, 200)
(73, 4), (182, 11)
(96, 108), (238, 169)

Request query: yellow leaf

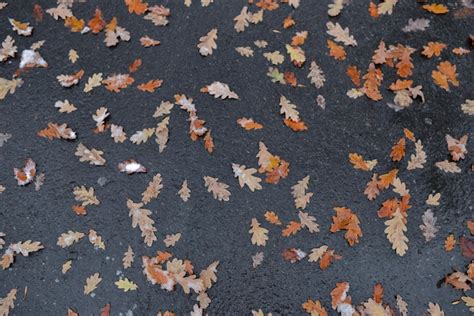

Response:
(115, 278), (138, 292)
(422, 3), (449, 14)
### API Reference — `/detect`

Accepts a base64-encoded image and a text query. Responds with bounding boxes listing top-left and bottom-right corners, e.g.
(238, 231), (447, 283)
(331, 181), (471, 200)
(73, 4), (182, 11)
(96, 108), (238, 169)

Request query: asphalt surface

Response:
(0, 0), (473, 315)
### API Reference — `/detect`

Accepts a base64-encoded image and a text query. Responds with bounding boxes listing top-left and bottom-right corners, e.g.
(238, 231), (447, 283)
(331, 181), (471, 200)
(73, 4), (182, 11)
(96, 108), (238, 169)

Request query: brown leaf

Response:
(460, 237), (474, 260)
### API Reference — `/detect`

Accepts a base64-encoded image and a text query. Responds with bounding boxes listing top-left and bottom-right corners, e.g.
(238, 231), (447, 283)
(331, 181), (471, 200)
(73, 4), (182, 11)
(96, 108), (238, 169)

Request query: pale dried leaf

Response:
(249, 218), (268, 246)
(420, 209), (439, 242)
(164, 233), (181, 247)
(384, 209), (408, 256)
(54, 100), (77, 113)
(142, 173), (163, 204)
(198, 28), (217, 56)
(84, 273), (102, 295)
(307, 61), (325, 88)
(205, 82), (239, 99)
(178, 180), (191, 202)
(279, 95), (299, 121)
(57, 231), (85, 248)
(203, 176), (231, 201)
(84, 73), (103, 92)
(435, 160), (461, 173)
(232, 163), (262, 191)
(123, 246), (134, 269)
(426, 193), (441, 206)
(326, 22), (357, 46)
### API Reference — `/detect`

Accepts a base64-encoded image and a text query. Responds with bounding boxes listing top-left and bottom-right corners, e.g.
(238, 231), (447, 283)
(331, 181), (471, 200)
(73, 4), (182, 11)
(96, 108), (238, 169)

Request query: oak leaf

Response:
(237, 118), (263, 130)
(115, 278), (138, 292)
(123, 246), (134, 268)
(390, 137), (406, 161)
(326, 22), (357, 46)
(384, 209), (408, 256)
(364, 174), (380, 200)
(198, 28), (217, 56)
(75, 143), (106, 166)
(125, 0), (148, 15)
(138, 79), (163, 92)
(330, 207), (362, 246)
(422, 42), (446, 58)
(444, 234), (456, 251)
(57, 231), (85, 248)
(140, 36), (160, 47)
(249, 218), (268, 246)
(103, 73), (134, 92)
(127, 199), (157, 246)
(88, 8), (105, 33)
(203, 176), (230, 201)
(264, 51), (284, 65)
(203, 81), (239, 99)
(13, 158), (36, 186)
(327, 40), (346, 60)
(349, 153), (377, 171)
(282, 221), (302, 237)
(84, 273), (102, 295)
(432, 61), (459, 91)
(232, 163), (262, 191)
(264, 211), (281, 225)
(423, 3), (449, 14)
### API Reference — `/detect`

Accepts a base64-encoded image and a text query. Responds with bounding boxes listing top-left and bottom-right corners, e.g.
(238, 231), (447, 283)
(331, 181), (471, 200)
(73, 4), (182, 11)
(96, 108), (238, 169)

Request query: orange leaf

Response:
(284, 71), (297, 86)
(369, 1), (379, 18)
(282, 221), (302, 237)
(327, 40), (346, 60)
(422, 3), (449, 14)
(302, 299), (328, 316)
(373, 283), (384, 304)
(72, 205), (87, 216)
(330, 207), (362, 246)
(88, 8), (106, 34)
(283, 16), (295, 29)
(362, 63), (383, 101)
(390, 44), (415, 78)
(390, 137), (406, 162)
(283, 119), (307, 132)
(432, 70), (449, 90)
(377, 169), (398, 189)
(444, 234), (456, 251)
(128, 58), (142, 73)
(320, 249), (341, 270)
(137, 79), (162, 92)
(291, 32), (307, 46)
(125, 0), (148, 15)
(204, 130), (214, 153)
(403, 128), (415, 142)
(348, 153), (371, 171)
(256, 0), (279, 11)
(346, 65), (361, 87)
(389, 79), (413, 91)
(106, 17), (118, 32)
(156, 251), (172, 263)
(432, 61), (459, 91)
(422, 42), (446, 58)
(264, 211), (282, 225)
(377, 198), (399, 218)
(330, 282), (350, 309)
